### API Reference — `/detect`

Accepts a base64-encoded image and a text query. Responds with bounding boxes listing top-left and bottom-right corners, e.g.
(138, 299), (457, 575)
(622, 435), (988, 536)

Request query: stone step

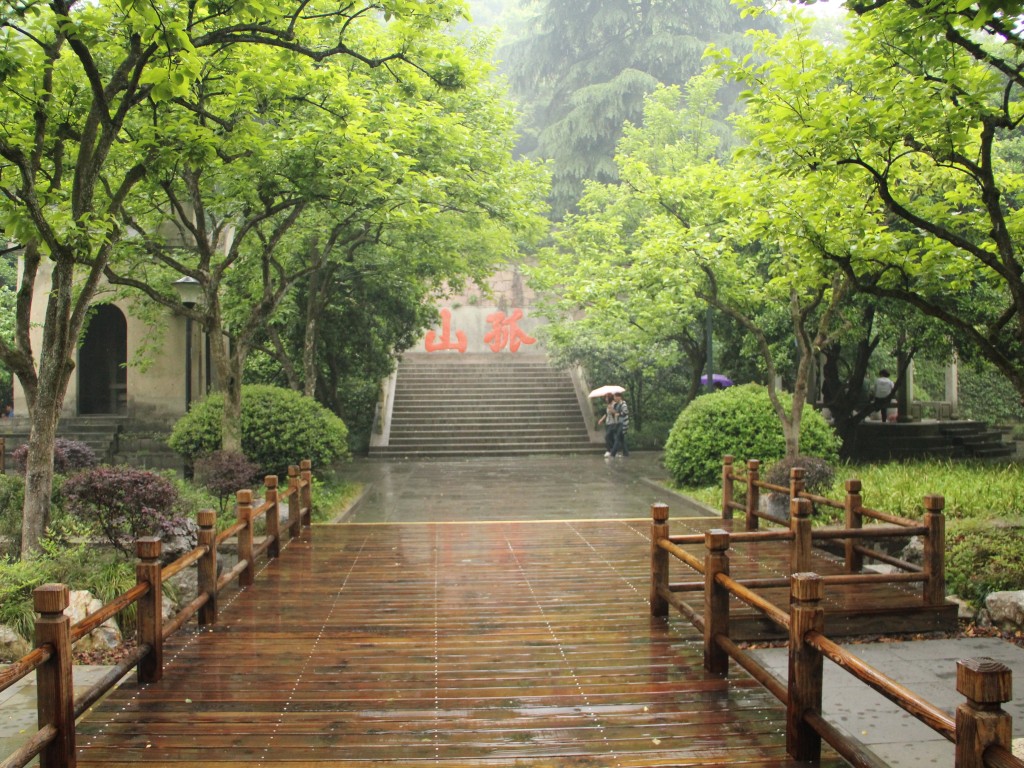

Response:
(387, 416), (590, 430)
(388, 429), (591, 443)
(373, 444), (602, 457)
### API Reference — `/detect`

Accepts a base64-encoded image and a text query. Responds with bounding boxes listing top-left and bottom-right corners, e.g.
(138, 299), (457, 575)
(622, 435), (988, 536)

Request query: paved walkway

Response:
(337, 452), (712, 524)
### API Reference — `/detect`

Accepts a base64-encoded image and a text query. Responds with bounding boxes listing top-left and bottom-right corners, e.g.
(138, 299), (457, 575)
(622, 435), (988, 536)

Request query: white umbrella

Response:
(588, 385), (625, 398)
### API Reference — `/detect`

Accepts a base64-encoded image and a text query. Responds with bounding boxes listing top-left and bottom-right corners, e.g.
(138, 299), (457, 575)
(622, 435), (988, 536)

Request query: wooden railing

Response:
(0, 460), (314, 768)
(720, 455), (946, 607)
(650, 502), (1024, 768)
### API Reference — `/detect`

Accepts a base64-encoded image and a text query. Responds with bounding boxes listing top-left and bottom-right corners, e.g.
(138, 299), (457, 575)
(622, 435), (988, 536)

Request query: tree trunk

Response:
(205, 314), (244, 453)
(21, 409), (59, 556)
(221, 356), (243, 453)
(20, 347), (74, 557)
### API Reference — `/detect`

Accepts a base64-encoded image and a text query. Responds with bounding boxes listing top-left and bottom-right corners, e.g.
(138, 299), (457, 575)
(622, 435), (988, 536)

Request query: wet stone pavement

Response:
(338, 451), (714, 524)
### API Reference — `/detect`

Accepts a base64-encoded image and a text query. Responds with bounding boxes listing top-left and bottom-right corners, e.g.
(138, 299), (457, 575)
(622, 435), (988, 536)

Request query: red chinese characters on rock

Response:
(484, 309), (536, 353)
(423, 308), (537, 353)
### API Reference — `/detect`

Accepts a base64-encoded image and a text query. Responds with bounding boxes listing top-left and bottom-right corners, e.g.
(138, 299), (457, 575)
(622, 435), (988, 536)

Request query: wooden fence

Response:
(0, 460), (314, 768)
(650, 501), (1023, 768)
(721, 455), (946, 607)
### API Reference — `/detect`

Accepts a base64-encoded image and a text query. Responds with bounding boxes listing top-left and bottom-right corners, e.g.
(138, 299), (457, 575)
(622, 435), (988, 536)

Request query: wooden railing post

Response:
(787, 572), (824, 763)
(136, 537), (163, 684)
(923, 494), (946, 606)
(704, 529), (731, 676)
(721, 455), (734, 520)
(197, 509), (218, 626)
(844, 479), (863, 573)
(287, 465), (301, 538)
(300, 459), (313, 526)
(236, 489), (255, 588)
(264, 475), (280, 559)
(791, 497), (813, 574)
(745, 459), (760, 532)
(789, 466), (806, 502)
(650, 503), (670, 617)
(955, 658), (1012, 768)
(33, 583), (75, 768)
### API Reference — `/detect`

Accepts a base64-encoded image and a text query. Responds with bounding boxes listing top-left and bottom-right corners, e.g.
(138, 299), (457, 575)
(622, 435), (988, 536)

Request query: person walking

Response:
(597, 393), (620, 457)
(612, 391), (630, 457)
(873, 369), (895, 422)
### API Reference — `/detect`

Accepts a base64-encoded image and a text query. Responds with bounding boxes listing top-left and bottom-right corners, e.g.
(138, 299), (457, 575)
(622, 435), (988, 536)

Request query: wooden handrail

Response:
(0, 646), (51, 693)
(715, 571), (790, 629)
(721, 454), (946, 606)
(806, 629), (957, 741)
(70, 582), (149, 644)
(0, 460), (315, 768)
(0, 723), (57, 768)
(161, 543), (209, 581)
(649, 501), (1022, 767)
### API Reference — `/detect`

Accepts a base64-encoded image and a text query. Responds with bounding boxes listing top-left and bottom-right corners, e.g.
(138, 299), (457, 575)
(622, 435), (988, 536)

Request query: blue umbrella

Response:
(700, 374), (733, 388)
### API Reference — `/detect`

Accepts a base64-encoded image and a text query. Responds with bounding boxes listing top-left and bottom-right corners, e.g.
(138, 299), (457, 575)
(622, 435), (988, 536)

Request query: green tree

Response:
(722, 3), (1024, 408)
(0, 0), (470, 556)
(533, 72), (852, 458)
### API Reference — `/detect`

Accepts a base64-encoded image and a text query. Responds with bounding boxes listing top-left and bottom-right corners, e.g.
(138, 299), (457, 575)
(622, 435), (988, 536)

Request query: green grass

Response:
(676, 459), (1024, 607)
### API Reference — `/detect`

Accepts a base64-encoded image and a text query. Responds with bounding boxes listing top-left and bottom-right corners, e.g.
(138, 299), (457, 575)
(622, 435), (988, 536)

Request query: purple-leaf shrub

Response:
(62, 466), (197, 559)
(194, 451), (259, 515)
(12, 438), (98, 474)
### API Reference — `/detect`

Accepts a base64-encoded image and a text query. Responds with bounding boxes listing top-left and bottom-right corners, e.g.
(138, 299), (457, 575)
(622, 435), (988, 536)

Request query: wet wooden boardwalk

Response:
(77, 519), (848, 767)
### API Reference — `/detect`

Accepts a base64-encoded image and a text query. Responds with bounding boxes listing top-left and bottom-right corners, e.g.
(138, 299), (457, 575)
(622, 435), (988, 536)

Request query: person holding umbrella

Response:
(612, 391), (630, 457)
(597, 393), (620, 457)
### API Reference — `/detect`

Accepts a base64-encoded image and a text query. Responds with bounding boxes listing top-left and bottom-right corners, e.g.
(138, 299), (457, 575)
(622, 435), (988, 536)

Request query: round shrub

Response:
(62, 466), (197, 559)
(168, 384), (350, 476)
(664, 384), (839, 488)
(11, 437), (98, 474)
(194, 450), (260, 515)
(763, 455), (836, 495)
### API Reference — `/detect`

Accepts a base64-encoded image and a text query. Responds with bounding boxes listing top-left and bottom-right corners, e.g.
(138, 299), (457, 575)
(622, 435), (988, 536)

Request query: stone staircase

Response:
(1, 416), (183, 471)
(852, 420), (1016, 460)
(371, 356), (597, 458)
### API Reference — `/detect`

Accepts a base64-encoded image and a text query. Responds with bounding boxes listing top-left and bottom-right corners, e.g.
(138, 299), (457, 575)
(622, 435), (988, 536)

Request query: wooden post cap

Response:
(790, 467), (806, 480)
(791, 497), (813, 518)
(300, 459), (311, 471)
(747, 459), (760, 471)
(924, 494), (945, 513)
(288, 465), (298, 477)
(33, 583), (69, 614)
(705, 529), (730, 551)
(651, 503), (669, 523)
(136, 537), (162, 560)
(957, 658), (1012, 704)
(236, 488), (253, 503)
(198, 509), (216, 528)
(264, 475), (278, 489)
(790, 572), (823, 602)
(722, 455), (734, 466)
(845, 479), (862, 494)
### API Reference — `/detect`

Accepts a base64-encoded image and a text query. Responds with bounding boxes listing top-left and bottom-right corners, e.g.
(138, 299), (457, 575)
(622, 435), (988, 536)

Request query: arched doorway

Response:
(78, 304), (128, 415)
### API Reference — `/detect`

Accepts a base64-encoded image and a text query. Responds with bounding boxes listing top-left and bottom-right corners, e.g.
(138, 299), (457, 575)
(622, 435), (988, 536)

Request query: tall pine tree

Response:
(500, 0), (775, 216)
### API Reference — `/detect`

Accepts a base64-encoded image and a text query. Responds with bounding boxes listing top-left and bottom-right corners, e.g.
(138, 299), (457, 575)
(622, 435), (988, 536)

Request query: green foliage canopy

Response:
(664, 384), (840, 487)
(168, 385), (350, 475)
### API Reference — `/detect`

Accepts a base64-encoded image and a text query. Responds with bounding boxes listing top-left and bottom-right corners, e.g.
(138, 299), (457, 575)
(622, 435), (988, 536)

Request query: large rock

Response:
(66, 590), (122, 652)
(0, 624), (31, 661)
(984, 590), (1024, 631)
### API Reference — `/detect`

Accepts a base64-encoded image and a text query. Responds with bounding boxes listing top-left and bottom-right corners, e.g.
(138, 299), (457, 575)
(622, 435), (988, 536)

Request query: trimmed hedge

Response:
(168, 385), (350, 476)
(664, 384), (840, 488)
